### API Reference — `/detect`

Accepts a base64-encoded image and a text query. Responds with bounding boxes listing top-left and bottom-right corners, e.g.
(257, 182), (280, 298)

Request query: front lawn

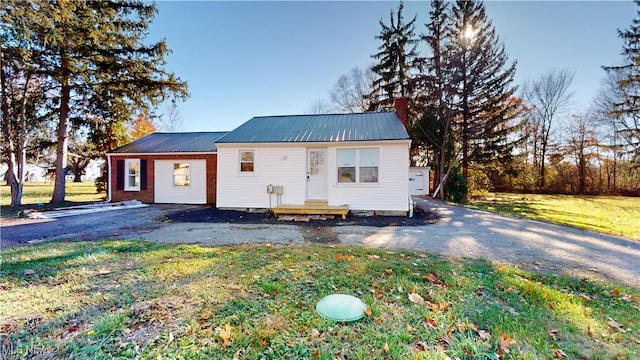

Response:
(1, 240), (638, 359)
(1, 182), (103, 218)
(466, 193), (640, 240)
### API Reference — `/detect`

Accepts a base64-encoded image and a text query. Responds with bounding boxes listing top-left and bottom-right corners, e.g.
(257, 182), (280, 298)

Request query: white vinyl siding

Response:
(217, 141), (410, 211)
(328, 143), (408, 211)
(124, 159), (140, 191)
(217, 146), (307, 208)
(154, 160), (206, 204)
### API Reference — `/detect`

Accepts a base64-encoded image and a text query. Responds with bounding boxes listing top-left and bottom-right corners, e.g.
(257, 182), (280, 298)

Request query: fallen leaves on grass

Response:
(423, 318), (438, 329)
(553, 348), (567, 358)
(424, 272), (441, 284)
(499, 332), (512, 354)
(218, 323), (232, 348)
(199, 311), (212, 324)
(408, 292), (424, 305)
(478, 329), (491, 341)
(336, 253), (344, 261)
(608, 319), (626, 333)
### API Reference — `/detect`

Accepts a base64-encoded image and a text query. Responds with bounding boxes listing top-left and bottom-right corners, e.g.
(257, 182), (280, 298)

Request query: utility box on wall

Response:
(409, 167), (430, 196)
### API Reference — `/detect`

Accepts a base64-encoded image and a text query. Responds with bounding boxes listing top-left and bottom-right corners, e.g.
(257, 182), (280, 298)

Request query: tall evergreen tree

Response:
(448, 0), (521, 184)
(603, 0), (640, 165)
(1, 0), (188, 204)
(1, 4), (56, 206)
(414, 0), (456, 199)
(369, 2), (419, 118)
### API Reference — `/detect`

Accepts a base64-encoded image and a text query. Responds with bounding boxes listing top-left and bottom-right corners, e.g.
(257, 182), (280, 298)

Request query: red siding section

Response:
(109, 154), (218, 204)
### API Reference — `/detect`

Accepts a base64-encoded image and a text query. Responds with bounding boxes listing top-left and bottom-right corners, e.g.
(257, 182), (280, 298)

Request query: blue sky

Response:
(149, 1), (636, 132)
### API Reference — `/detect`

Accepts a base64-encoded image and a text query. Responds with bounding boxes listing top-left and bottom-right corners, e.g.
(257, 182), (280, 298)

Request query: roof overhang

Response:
(106, 152), (217, 156)
(214, 139), (411, 148)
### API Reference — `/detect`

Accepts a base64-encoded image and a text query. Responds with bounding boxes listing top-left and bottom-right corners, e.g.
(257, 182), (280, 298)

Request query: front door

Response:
(307, 149), (327, 200)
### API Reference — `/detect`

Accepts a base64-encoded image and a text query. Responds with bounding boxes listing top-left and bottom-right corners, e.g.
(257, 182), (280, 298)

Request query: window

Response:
(359, 149), (379, 183)
(124, 159), (140, 191)
(173, 163), (190, 187)
(337, 149), (379, 183)
(337, 150), (356, 183)
(240, 150), (254, 173)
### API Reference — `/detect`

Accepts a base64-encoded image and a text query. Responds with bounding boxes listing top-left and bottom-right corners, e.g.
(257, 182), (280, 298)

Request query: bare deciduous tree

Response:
(330, 67), (374, 113)
(565, 111), (599, 194)
(158, 100), (185, 132)
(303, 97), (334, 115)
(522, 69), (574, 189)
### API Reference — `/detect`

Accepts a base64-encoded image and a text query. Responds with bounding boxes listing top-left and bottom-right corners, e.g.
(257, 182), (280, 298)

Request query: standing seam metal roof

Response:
(109, 132), (228, 153)
(216, 112), (409, 143)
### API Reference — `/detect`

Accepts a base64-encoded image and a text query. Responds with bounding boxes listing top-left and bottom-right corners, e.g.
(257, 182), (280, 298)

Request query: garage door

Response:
(154, 160), (207, 204)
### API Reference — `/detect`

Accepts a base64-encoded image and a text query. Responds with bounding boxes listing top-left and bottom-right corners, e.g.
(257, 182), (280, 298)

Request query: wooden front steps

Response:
(272, 203), (349, 219)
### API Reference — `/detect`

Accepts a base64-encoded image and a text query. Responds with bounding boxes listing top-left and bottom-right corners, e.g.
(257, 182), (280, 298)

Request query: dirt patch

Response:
(164, 207), (439, 228)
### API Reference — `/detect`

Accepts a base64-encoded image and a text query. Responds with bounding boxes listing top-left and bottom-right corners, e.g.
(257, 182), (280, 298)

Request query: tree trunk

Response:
(74, 173), (82, 182)
(539, 135), (548, 190)
(578, 149), (586, 195)
(51, 51), (71, 204)
(0, 39), (23, 207)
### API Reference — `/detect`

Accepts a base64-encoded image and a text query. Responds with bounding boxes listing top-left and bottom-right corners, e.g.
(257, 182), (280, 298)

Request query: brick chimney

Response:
(394, 97), (408, 129)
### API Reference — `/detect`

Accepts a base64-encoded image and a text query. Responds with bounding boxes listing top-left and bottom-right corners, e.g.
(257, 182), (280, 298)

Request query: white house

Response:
(215, 100), (412, 214)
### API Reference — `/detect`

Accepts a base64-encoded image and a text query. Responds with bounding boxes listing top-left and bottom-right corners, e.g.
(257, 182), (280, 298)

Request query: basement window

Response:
(124, 159), (140, 191)
(173, 163), (190, 187)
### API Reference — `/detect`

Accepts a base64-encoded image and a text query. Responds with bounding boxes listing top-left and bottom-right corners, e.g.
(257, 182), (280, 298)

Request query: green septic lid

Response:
(316, 294), (367, 322)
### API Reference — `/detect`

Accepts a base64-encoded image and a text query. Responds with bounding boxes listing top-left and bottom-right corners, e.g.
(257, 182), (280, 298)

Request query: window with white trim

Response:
(173, 163), (190, 187)
(125, 159), (140, 191)
(337, 148), (379, 183)
(240, 150), (254, 173)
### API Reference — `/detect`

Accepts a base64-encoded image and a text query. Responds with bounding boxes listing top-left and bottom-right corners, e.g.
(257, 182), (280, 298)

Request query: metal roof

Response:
(216, 112), (409, 143)
(109, 132), (228, 153)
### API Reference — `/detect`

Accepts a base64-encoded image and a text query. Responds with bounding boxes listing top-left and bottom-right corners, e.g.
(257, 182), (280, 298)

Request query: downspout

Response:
(106, 154), (112, 202)
(408, 195), (414, 218)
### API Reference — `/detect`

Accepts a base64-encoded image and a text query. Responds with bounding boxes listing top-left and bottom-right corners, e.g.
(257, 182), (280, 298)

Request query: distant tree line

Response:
(312, 0), (640, 200)
(1, 0), (189, 207)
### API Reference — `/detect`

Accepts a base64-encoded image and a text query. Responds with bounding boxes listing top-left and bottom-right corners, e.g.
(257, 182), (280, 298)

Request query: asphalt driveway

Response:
(2, 198), (638, 289)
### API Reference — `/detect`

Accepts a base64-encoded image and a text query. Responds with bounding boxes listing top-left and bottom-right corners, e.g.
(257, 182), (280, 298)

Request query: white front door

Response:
(307, 149), (327, 200)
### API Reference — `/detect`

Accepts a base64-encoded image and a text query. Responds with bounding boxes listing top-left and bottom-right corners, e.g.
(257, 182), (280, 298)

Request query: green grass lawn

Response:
(1, 241), (638, 359)
(0, 182), (103, 217)
(466, 193), (640, 241)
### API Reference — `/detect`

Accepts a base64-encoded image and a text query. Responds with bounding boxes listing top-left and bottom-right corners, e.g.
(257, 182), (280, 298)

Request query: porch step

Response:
(304, 200), (328, 206)
(272, 204), (349, 219)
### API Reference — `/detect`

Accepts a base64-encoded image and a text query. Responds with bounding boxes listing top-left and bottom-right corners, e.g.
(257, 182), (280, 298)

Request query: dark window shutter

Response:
(140, 159), (148, 190)
(116, 160), (124, 190)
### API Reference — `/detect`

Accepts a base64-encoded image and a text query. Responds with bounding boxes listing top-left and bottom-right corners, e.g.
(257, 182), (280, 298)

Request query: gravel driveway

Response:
(2, 198), (638, 289)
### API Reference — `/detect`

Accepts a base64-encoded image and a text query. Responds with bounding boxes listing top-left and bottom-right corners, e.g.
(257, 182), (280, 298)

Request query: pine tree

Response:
(448, 0), (521, 186)
(2, 1), (189, 204)
(414, 0), (456, 199)
(369, 2), (419, 118)
(603, 0), (640, 164)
